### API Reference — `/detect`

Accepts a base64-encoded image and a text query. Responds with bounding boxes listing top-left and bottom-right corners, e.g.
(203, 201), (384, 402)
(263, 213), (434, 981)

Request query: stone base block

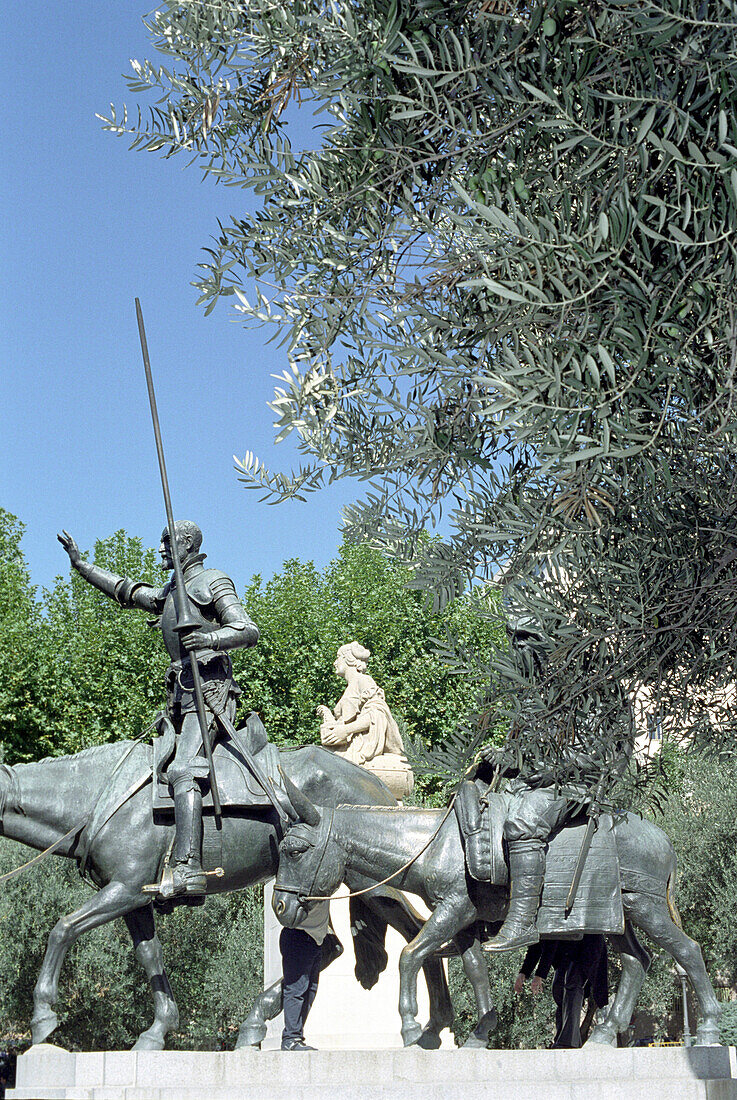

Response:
(7, 1044), (737, 1100)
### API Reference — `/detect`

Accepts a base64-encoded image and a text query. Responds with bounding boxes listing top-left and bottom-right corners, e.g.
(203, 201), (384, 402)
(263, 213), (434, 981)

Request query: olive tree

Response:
(105, 1), (737, 785)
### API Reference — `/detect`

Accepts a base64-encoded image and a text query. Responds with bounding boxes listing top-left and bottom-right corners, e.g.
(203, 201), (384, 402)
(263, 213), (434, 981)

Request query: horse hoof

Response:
(695, 1023), (721, 1047)
(31, 1009), (59, 1046)
(417, 1030), (442, 1050)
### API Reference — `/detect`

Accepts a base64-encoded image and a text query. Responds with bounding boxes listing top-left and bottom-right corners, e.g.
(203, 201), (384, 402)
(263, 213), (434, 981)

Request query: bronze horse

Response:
(273, 783), (722, 1048)
(0, 742), (452, 1050)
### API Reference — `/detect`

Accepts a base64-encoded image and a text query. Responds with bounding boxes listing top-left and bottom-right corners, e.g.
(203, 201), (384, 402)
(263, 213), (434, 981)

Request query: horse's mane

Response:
(13, 740), (149, 775)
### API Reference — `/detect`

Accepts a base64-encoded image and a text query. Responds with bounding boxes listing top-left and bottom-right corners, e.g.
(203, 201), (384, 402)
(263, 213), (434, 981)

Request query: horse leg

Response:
(453, 927), (496, 1049)
(123, 905), (179, 1051)
(625, 891), (721, 1046)
(398, 897), (470, 1047)
(32, 880), (145, 1045)
(236, 979), (283, 1049)
(356, 893), (453, 1049)
(588, 924), (648, 1046)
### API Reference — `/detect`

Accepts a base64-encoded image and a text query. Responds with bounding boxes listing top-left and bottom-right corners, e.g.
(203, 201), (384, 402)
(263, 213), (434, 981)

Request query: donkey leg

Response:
(358, 892), (453, 1049)
(123, 905), (179, 1051)
(32, 880), (145, 1045)
(455, 929), (496, 1049)
(588, 926), (647, 1046)
(626, 893), (721, 1046)
(398, 898), (471, 1047)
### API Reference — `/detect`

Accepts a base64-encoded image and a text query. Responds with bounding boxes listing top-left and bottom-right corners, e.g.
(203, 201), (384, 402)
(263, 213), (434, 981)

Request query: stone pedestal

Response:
(262, 880), (453, 1050)
(8, 1044), (737, 1099)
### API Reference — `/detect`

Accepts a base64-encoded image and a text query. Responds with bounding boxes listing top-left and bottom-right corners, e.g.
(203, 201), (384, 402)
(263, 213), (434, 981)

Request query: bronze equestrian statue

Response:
(456, 622), (634, 953)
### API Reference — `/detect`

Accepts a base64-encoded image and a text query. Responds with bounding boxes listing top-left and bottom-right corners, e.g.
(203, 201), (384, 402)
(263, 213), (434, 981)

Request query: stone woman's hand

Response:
(320, 723), (346, 747)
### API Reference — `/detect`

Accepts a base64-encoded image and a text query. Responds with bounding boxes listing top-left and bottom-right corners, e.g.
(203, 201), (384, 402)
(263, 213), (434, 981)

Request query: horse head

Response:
(272, 774), (345, 927)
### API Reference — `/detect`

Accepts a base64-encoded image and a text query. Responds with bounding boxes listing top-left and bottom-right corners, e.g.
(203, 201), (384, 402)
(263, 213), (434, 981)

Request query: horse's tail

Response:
(666, 869), (683, 929)
(349, 895), (389, 990)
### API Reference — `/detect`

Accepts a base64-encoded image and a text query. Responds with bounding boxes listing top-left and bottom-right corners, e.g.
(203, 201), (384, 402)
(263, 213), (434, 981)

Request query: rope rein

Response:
(0, 820), (88, 885)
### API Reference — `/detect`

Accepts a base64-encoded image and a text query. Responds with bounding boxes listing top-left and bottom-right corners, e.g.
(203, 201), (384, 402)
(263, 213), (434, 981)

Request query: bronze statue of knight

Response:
(59, 520), (258, 899)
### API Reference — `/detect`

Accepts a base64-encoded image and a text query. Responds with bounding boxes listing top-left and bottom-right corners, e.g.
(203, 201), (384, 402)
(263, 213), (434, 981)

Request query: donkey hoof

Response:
(32, 1008), (59, 1046)
(417, 1029), (442, 1050)
(401, 1023), (423, 1047)
(132, 1031), (165, 1052)
(462, 1033), (487, 1049)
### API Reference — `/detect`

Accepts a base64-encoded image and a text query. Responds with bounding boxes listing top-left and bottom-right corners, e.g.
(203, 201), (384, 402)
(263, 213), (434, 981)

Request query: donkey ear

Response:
(279, 769), (321, 827)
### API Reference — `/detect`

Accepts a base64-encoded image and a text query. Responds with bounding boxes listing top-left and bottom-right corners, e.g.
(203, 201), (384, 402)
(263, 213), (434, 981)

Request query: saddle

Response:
(152, 717), (282, 813)
(75, 719), (283, 880)
(469, 789), (625, 938)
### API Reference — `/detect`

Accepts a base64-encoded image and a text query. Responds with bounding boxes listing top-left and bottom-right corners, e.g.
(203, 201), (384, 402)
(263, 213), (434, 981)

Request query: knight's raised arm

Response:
(59, 532), (162, 614)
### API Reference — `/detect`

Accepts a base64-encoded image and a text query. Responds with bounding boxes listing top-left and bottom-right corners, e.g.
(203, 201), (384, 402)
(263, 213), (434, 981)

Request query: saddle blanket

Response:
(538, 815), (624, 938)
(480, 791), (625, 937)
(152, 732), (282, 813)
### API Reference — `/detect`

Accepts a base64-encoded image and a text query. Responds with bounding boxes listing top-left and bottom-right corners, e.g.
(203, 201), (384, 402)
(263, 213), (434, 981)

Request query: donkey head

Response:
(272, 774), (345, 927)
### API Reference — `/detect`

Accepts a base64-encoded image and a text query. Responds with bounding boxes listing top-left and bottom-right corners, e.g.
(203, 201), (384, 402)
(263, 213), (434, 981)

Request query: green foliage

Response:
(719, 1002), (737, 1047)
(0, 510), (45, 762)
(108, 0), (737, 787)
(449, 951), (554, 1049)
(653, 749), (737, 988)
(622, 746), (737, 1041)
(34, 531), (169, 758)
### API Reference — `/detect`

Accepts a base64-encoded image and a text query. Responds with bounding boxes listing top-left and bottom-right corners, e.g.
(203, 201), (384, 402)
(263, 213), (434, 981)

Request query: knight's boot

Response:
(483, 840), (544, 953)
(161, 783), (207, 898)
(455, 780), (489, 881)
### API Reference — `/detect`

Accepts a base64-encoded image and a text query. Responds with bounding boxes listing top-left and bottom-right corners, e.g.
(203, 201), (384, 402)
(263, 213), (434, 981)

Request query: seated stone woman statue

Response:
(317, 643), (407, 768)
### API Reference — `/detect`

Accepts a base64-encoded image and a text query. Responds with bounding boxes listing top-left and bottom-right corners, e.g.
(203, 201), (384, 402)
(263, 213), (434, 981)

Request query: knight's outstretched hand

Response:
(182, 630), (213, 652)
(57, 530), (81, 566)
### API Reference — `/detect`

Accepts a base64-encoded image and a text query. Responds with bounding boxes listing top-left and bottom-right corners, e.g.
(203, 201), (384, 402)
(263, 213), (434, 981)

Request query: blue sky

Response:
(3, 2), (358, 595)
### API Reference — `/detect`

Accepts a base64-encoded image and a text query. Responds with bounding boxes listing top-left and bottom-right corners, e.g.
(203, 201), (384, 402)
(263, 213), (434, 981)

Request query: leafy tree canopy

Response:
(106, 0), (737, 785)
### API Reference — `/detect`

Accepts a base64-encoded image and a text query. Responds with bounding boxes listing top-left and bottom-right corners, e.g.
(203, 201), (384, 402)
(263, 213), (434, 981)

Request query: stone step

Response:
(7, 1044), (737, 1100)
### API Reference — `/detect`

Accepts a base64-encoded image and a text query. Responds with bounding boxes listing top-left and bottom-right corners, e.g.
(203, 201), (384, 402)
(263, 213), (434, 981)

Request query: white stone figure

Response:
(317, 642), (414, 799)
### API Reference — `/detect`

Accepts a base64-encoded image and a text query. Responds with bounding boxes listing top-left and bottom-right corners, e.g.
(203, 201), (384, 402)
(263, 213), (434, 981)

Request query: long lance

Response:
(135, 298), (222, 822)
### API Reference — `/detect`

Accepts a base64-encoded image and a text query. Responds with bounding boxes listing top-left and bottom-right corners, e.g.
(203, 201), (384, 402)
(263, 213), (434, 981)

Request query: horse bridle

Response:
(275, 806), (336, 905)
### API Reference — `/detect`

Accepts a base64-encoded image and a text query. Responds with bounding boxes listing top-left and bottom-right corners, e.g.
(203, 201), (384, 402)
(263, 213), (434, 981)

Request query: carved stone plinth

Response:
(362, 753), (414, 801)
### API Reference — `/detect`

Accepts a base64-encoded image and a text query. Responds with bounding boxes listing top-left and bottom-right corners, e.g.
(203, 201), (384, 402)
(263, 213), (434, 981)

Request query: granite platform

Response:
(7, 1044), (737, 1100)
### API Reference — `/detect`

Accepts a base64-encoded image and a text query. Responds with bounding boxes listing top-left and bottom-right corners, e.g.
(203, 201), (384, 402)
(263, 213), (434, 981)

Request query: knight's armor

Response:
(73, 535), (258, 898)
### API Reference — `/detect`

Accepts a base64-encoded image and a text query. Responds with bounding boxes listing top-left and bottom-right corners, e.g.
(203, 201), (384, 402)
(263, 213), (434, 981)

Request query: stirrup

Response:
(142, 865), (224, 898)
